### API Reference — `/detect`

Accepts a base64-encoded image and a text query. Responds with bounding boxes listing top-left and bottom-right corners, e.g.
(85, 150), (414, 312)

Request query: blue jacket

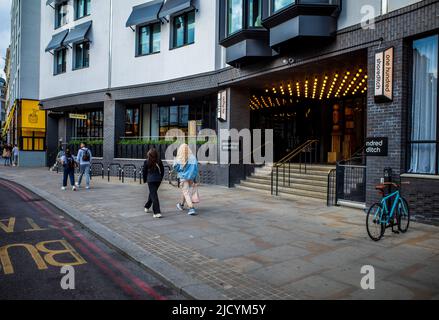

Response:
(173, 155), (199, 181)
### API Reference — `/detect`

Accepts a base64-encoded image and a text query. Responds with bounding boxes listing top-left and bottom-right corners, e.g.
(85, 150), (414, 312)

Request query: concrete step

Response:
(255, 168), (333, 177)
(252, 172), (329, 182)
(239, 180), (327, 200)
(246, 177), (328, 193)
(255, 164), (335, 174)
(236, 185), (326, 203)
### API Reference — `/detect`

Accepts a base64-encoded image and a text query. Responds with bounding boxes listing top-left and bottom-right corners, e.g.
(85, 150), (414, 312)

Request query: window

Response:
(54, 48), (67, 75)
(74, 42), (90, 69)
(272, 0), (294, 13)
(75, 0), (91, 20)
(172, 11), (195, 49)
(125, 107), (141, 137)
(409, 34), (439, 175)
(248, 0), (262, 28)
(72, 110), (103, 138)
(159, 105), (189, 136)
(55, 1), (68, 29)
(137, 23), (160, 56)
(227, 0), (243, 35)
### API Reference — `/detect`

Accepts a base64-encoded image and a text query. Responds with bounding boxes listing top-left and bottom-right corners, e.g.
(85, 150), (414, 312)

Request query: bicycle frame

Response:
(374, 190), (401, 224)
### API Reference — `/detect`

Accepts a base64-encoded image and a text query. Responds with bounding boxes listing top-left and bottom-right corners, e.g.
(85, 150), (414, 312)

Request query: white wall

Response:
(39, 0), (111, 100)
(110, 0), (218, 88)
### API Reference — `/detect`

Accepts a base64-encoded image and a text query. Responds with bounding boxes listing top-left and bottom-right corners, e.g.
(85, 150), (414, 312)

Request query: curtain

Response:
(410, 35), (438, 174)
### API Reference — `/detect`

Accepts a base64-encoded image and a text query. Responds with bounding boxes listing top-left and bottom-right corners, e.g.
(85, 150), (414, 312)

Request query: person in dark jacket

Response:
(142, 148), (165, 219)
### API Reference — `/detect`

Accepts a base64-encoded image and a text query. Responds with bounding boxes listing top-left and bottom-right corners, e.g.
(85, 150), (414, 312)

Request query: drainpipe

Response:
(108, 0), (113, 89)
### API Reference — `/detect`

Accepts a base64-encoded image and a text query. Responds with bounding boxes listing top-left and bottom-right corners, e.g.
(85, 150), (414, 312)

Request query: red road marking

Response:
(0, 180), (166, 300)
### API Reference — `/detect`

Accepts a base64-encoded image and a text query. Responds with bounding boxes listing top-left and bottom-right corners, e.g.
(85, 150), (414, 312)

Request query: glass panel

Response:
(76, 0), (84, 19)
(410, 35), (438, 174)
(273, 0), (294, 12)
(75, 43), (84, 68)
(84, 42), (90, 67)
(179, 105), (189, 127)
(227, 0), (243, 35)
(86, 0), (91, 15)
(248, 0), (262, 28)
(187, 11), (195, 44)
(152, 23), (161, 53)
(170, 106), (178, 126)
(139, 26), (150, 55)
(173, 15), (185, 47)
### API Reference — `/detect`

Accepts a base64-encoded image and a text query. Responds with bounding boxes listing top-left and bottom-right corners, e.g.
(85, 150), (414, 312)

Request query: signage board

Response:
(375, 47), (394, 102)
(217, 90), (227, 122)
(365, 137), (388, 157)
(69, 113), (88, 120)
(21, 100), (46, 131)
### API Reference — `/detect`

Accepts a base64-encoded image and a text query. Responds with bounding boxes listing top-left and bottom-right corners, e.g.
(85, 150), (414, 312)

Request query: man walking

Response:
(12, 145), (19, 167)
(76, 143), (92, 190)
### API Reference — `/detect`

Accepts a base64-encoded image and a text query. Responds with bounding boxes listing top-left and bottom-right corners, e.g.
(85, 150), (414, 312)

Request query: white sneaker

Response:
(86, 186), (90, 190)
(153, 213), (162, 219)
(176, 203), (184, 211)
(61, 187), (66, 191)
(75, 183), (80, 187)
(145, 207), (151, 213)
(72, 186), (77, 191)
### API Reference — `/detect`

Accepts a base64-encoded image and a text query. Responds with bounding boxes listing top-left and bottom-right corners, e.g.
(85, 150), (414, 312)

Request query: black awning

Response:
(64, 21), (92, 45)
(46, 0), (67, 6)
(45, 29), (69, 52)
(126, 0), (164, 28)
(158, 0), (195, 19)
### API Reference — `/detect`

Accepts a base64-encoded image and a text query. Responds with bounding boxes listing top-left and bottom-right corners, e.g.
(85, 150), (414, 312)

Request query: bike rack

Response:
(91, 162), (105, 180)
(121, 164), (137, 183)
(107, 163), (122, 182)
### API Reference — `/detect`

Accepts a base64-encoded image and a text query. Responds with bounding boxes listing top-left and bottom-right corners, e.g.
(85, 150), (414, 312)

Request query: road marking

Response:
(0, 218), (16, 233)
(24, 218), (49, 232)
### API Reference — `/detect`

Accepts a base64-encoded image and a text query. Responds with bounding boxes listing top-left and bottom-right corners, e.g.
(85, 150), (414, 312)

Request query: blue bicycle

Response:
(366, 182), (410, 241)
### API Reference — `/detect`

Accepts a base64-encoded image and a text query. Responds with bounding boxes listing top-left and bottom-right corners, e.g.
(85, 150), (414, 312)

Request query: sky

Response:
(0, 0), (11, 79)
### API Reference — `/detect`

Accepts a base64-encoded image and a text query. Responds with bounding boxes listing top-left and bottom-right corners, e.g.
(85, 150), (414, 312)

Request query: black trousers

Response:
(145, 182), (161, 214)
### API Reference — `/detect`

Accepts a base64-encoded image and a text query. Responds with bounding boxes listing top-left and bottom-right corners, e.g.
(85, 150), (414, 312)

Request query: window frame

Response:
(225, 0), (264, 38)
(136, 22), (161, 57)
(407, 33), (439, 175)
(74, 0), (91, 21)
(73, 41), (90, 70)
(54, 48), (67, 75)
(170, 10), (196, 50)
(125, 107), (142, 137)
(271, 0), (295, 14)
(55, 1), (69, 30)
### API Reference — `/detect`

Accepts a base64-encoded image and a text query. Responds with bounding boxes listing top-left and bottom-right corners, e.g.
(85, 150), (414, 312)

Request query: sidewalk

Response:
(1, 167), (438, 300)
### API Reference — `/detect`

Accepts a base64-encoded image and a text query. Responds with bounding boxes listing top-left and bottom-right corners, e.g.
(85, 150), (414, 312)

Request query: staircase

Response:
(238, 163), (335, 202)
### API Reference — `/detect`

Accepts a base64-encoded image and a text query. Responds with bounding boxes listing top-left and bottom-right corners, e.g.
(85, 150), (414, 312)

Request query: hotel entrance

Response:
(247, 51), (368, 164)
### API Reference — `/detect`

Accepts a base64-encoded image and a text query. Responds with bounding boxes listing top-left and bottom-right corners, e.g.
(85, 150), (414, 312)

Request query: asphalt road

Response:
(0, 178), (186, 300)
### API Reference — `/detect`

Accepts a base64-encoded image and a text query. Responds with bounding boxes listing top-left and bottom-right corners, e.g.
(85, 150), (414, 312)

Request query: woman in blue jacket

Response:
(174, 144), (199, 216)
(143, 148), (165, 219)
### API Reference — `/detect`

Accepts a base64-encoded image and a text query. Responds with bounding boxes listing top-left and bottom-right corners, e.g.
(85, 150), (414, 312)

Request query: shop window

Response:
(409, 34), (439, 175)
(72, 110), (104, 138)
(55, 1), (68, 29)
(272, 0), (294, 13)
(54, 48), (67, 75)
(137, 23), (161, 56)
(172, 11), (195, 49)
(75, 0), (91, 20)
(159, 105), (189, 136)
(21, 131), (46, 152)
(73, 42), (90, 70)
(125, 107), (141, 137)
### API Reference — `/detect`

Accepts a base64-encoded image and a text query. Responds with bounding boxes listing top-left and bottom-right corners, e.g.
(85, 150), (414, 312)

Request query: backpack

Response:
(82, 148), (90, 162)
(66, 156), (75, 169)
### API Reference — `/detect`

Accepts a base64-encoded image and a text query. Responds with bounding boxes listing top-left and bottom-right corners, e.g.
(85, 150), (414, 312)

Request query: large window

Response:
(54, 48), (67, 75)
(409, 34), (438, 175)
(137, 23), (160, 56)
(125, 107), (141, 137)
(74, 42), (90, 70)
(248, 0), (262, 28)
(228, 0), (243, 35)
(159, 106), (189, 136)
(226, 0), (262, 37)
(273, 0), (294, 12)
(75, 0), (91, 20)
(55, 1), (68, 29)
(72, 110), (104, 138)
(172, 11), (195, 49)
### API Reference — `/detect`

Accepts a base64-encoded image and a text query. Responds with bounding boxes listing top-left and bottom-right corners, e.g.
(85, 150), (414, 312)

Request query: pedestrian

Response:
(142, 148), (165, 219)
(12, 145), (19, 167)
(61, 148), (77, 191)
(3, 144), (11, 166)
(76, 143), (92, 190)
(173, 144), (199, 216)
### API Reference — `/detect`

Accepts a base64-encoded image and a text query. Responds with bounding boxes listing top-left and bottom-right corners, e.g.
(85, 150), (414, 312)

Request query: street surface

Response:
(0, 178), (185, 300)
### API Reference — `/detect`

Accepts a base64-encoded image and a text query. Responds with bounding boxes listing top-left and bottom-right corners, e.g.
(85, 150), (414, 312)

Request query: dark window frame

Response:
(54, 48), (67, 75)
(170, 10), (196, 50)
(74, 0), (91, 21)
(270, 0), (295, 14)
(226, 0), (263, 37)
(55, 1), (69, 29)
(407, 32), (439, 175)
(125, 106), (142, 137)
(136, 22), (161, 57)
(72, 109), (104, 138)
(73, 41), (90, 70)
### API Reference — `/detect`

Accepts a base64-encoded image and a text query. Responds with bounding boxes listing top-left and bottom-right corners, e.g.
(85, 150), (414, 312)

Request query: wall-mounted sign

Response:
(21, 100), (46, 131)
(374, 47), (394, 103)
(217, 90), (227, 122)
(365, 137), (388, 157)
(69, 113), (87, 120)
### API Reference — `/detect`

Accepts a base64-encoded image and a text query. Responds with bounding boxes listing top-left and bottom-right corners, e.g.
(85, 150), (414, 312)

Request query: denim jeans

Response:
(78, 164), (91, 187)
(63, 168), (75, 187)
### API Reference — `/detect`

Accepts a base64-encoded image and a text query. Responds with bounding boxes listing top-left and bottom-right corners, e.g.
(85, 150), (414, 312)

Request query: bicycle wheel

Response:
(398, 197), (410, 233)
(366, 203), (385, 241)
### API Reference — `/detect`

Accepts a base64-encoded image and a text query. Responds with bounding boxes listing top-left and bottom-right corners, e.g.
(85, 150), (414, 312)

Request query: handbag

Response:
(191, 184), (200, 204)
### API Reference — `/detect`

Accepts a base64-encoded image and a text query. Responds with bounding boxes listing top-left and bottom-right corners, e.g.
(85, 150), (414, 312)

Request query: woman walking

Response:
(61, 148), (77, 191)
(143, 148), (165, 219)
(173, 144), (199, 216)
(3, 144), (11, 166)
